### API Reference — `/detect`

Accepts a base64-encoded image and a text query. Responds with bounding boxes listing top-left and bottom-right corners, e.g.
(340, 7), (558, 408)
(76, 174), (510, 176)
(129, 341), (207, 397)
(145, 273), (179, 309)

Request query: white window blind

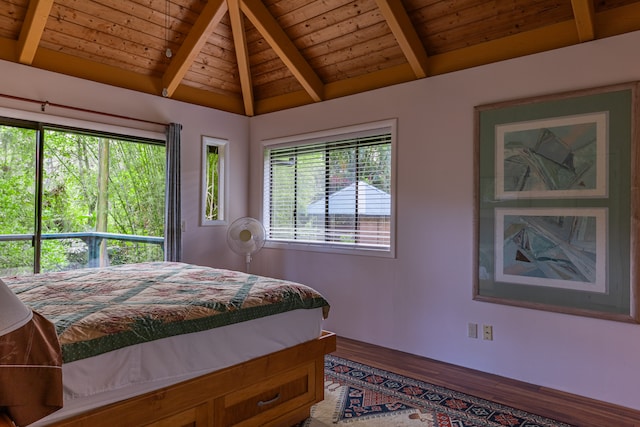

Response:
(264, 125), (393, 252)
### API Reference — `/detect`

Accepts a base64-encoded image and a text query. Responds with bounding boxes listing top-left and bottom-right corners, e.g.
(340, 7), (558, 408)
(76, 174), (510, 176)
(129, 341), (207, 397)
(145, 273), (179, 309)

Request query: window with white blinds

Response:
(263, 120), (395, 255)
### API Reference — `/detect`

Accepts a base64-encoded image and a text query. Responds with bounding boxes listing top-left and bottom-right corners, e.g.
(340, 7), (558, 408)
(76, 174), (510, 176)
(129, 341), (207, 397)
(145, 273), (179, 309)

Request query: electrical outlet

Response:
(467, 323), (478, 339)
(483, 325), (493, 341)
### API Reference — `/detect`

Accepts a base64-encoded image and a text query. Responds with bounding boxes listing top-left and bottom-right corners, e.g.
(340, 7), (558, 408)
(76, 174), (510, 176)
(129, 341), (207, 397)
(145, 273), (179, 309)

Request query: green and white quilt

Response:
(4, 262), (330, 363)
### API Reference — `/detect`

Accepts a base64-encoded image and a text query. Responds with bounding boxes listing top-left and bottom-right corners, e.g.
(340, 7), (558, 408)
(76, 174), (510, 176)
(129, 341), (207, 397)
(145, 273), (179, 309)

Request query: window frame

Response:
(0, 116), (166, 274)
(261, 119), (397, 258)
(201, 136), (228, 226)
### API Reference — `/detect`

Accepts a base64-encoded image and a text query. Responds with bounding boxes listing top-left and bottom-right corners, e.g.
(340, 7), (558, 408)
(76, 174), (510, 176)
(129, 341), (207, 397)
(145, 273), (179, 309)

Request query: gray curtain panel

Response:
(164, 123), (182, 262)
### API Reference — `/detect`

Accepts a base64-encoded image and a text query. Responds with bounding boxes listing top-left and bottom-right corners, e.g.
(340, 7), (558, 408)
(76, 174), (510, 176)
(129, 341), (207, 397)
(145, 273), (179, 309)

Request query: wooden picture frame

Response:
(474, 82), (640, 322)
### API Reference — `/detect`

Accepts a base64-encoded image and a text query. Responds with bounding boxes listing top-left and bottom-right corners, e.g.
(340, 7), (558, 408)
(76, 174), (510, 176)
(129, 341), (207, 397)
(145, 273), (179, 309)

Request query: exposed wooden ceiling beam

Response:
(33, 45), (162, 95)
(571, 0), (596, 42)
(21, 43), (245, 115)
(240, 0), (324, 102)
(256, 63), (416, 115)
(594, 1), (640, 36)
(0, 38), (16, 62)
(228, 0), (254, 116)
(429, 20), (579, 76)
(172, 84), (245, 115)
(17, 0), (54, 65)
(161, 0), (228, 98)
(3, 1), (639, 117)
(374, 0), (429, 78)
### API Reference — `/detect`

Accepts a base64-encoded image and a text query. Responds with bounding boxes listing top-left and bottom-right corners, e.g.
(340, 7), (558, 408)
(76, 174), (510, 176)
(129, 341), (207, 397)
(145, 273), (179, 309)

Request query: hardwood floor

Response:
(332, 336), (640, 427)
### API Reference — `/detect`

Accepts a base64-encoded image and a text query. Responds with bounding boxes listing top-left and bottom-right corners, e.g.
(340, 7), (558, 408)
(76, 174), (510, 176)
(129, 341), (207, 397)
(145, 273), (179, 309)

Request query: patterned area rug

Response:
(299, 355), (574, 427)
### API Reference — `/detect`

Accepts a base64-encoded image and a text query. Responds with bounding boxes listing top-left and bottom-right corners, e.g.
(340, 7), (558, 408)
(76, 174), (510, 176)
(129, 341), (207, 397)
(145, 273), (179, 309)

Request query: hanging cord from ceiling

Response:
(162, 0), (173, 97)
(165, 0), (173, 59)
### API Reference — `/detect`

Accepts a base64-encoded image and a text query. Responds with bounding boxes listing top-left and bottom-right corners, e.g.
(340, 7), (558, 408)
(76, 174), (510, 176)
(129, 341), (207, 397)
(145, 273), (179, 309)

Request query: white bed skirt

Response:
(32, 307), (324, 426)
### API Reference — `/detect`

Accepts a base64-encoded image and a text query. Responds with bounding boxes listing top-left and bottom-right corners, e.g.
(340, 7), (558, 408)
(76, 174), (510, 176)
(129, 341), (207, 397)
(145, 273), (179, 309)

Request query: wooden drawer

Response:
(143, 402), (209, 427)
(219, 362), (316, 427)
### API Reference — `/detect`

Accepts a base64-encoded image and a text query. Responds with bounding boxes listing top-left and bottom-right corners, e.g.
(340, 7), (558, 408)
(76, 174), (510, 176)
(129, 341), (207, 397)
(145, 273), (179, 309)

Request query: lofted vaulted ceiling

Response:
(1, 0), (640, 117)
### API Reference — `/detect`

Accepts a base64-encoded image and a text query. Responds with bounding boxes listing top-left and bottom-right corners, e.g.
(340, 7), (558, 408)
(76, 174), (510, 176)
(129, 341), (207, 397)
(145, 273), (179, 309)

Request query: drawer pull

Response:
(257, 393), (281, 407)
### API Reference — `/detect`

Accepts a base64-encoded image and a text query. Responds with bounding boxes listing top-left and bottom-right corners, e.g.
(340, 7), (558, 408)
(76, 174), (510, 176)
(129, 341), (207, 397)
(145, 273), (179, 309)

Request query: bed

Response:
(0, 261), (335, 427)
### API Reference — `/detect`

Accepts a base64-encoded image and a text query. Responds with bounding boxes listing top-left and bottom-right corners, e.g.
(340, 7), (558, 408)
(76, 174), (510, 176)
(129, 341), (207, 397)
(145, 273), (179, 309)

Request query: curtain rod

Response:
(0, 93), (168, 127)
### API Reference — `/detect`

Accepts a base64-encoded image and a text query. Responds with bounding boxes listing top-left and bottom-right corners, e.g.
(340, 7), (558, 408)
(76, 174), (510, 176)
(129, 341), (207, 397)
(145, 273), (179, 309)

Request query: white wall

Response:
(0, 59), (250, 271)
(248, 31), (640, 410)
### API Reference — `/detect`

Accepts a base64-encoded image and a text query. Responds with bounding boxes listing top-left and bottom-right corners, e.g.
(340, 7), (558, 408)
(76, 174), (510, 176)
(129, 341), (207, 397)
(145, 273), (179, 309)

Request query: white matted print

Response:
(495, 207), (607, 293)
(495, 112), (608, 200)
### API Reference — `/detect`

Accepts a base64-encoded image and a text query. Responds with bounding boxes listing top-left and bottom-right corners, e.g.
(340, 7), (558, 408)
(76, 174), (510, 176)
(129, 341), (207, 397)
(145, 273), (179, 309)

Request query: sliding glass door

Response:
(0, 119), (166, 276)
(0, 122), (39, 275)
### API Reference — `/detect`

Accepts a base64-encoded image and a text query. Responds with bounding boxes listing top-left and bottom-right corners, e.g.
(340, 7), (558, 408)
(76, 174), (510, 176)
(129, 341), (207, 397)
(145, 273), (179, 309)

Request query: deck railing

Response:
(0, 232), (164, 270)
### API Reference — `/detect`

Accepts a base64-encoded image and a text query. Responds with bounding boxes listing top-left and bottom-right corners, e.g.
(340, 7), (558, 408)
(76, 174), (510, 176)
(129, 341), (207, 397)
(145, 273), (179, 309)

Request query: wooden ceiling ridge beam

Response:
(240, 0), (324, 102)
(571, 0), (596, 42)
(374, 0), (429, 78)
(17, 0), (55, 65)
(228, 0), (254, 116)
(161, 0), (228, 98)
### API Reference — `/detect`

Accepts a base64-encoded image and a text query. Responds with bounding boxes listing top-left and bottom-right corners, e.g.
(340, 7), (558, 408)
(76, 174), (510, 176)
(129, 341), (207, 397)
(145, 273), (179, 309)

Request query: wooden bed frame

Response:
(1, 331), (336, 427)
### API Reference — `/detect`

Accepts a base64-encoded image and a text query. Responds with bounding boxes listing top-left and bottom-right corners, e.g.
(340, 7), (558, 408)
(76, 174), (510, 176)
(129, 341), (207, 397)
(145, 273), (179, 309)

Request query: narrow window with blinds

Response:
(263, 120), (395, 255)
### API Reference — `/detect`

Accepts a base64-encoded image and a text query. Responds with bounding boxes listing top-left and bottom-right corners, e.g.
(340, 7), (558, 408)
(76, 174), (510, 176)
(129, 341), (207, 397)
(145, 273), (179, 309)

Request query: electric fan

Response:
(226, 217), (266, 272)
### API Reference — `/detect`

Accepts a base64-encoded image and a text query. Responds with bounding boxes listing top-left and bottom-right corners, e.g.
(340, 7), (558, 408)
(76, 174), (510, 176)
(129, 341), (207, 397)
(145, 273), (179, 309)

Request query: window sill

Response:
(264, 240), (395, 258)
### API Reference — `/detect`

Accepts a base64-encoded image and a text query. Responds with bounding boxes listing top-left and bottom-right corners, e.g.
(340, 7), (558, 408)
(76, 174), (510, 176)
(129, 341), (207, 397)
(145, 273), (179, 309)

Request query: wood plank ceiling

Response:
(1, 0), (640, 117)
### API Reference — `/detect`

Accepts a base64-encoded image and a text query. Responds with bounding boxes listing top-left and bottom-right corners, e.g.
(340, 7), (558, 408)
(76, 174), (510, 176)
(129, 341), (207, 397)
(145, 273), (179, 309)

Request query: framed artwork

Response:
(474, 82), (640, 322)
